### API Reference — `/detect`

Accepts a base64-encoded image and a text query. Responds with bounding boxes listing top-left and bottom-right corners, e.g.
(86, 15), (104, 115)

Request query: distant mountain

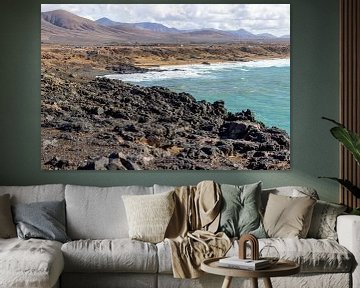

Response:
(229, 28), (258, 39)
(133, 22), (179, 33)
(42, 9), (99, 31)
(256, 33), (277, 39)
(95, 17), (119, 27)
(96, 18), (179, 33)
(42, 9), (289, 45)
(279, 34), (290, 39)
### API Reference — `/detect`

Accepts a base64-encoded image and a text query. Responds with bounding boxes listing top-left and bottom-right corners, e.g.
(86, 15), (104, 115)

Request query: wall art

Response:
(41, 4), (290, 170)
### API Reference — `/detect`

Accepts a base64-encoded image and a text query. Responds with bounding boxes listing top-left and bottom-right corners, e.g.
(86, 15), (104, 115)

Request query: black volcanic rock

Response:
(106, 63), (150, 74)
(41, 74), (290, 170)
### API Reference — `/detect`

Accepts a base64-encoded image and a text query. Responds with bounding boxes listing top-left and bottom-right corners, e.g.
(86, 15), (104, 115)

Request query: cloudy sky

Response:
(41, 4), (290, 37)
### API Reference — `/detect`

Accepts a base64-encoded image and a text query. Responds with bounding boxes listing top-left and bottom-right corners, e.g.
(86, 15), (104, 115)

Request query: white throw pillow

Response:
(122, 191), (175, 243)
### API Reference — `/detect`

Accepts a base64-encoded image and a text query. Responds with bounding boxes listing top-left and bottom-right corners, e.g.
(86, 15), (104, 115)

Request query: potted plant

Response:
(320, 117), (360, 215)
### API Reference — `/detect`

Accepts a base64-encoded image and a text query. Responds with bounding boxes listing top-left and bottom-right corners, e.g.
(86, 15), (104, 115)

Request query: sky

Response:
(41, 4), (290, 37)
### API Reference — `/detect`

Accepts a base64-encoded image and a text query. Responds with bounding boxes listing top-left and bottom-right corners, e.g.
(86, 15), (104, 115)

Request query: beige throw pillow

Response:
(122, 191), (175, 243)
(0, 194), (17, 238)
(263, 193), (316, 238)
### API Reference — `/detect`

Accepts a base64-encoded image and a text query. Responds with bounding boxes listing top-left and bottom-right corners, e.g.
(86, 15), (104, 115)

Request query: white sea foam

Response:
(103, 58), (290, 83)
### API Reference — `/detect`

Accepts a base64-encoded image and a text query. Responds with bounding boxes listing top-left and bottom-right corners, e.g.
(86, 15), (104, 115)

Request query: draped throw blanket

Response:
(165, 181), (231, 278)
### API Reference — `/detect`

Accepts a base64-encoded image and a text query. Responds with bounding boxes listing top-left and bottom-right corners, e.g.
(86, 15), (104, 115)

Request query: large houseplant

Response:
(321, 117), (360, 214)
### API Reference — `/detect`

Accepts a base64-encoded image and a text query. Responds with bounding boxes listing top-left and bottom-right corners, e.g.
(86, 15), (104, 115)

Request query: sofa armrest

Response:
(337, 215), (360, 288)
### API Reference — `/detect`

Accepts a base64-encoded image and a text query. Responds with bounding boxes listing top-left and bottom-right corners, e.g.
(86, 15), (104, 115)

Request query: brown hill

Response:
(42, 9), (99, 31)
(41, 9), (289, 45)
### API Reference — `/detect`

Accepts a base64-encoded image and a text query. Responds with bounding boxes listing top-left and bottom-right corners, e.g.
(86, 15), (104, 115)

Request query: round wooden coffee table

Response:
(201, 257), (300, 288)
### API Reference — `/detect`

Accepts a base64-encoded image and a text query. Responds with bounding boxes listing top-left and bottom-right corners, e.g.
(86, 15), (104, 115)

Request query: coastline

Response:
(103, 57), (290, 76)
(135, 55), (290, 68)
(41, 42), (290, 80)
(102, 57), (290, 134)
(41, 43), (291, 170)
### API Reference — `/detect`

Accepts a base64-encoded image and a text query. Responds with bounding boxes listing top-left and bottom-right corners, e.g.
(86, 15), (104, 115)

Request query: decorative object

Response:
(238, 234), (259, 260)
(238, 234), (279, 265)
(259, 245), (280, 265)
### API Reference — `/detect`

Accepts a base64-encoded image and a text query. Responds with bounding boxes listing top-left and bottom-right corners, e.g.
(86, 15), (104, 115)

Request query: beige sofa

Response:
(0, 184), (358, 288)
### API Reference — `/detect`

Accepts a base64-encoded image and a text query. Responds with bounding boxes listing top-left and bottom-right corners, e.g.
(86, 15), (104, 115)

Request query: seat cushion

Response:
(228, 238), (354, 273)
(157, 238), (354, 274)
(65, 185), (153, 239)
(0, 238), (64, 288)
(62, 239), (158, 273)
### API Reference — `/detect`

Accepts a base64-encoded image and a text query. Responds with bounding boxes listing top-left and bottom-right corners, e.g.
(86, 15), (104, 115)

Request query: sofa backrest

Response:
(0, 184), (65, 204)
(65, 184), (153, 239)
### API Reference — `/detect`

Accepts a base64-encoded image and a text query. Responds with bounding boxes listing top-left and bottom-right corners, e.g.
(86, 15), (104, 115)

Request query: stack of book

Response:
(218, 257), (271, 270)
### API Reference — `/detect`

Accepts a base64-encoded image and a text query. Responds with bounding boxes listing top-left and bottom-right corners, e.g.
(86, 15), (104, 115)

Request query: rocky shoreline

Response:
(41, 68), (290, 170)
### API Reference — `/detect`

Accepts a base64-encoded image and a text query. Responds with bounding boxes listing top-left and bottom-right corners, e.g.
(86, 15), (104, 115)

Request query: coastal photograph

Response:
(41, 4), (291, 170)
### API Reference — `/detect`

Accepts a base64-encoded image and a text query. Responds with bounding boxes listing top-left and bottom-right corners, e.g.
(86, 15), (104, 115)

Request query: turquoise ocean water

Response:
(105, 58), (290, 134)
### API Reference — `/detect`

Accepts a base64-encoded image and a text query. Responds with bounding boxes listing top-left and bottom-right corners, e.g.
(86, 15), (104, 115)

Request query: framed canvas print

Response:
(41, 4), (290, 170)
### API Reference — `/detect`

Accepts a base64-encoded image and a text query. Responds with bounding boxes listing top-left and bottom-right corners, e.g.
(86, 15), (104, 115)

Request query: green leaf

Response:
(330, 127), (360, 165)
(319, 177), (360, 198)
(322, 117), (360, 165)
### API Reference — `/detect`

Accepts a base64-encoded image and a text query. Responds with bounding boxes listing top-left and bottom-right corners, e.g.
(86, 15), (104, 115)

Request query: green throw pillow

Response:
(218, 182), (266, 238)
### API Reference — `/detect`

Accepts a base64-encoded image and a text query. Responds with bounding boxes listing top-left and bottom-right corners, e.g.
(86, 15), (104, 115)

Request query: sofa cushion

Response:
(0, 184), (65, 204)
(12, 200), (70, 243)
(307, 200), (347, 240)
(0, 238), (64, 288)
(158, 237), (353, 274)
(122, 191), (175, 243)
(261, 238), (354, 273)
(261, 186), (319, 213)
(218, 182), (266, 238)
(65, 185), (153, 239)
(234, 238), (353, 273)
(61, 239), (158, 273)
(0, 194), (16, 238)
(263, 194), (316, 238)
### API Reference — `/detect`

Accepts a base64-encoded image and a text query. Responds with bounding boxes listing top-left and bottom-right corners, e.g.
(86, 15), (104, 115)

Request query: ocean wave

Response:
(103, 58), (290, 83)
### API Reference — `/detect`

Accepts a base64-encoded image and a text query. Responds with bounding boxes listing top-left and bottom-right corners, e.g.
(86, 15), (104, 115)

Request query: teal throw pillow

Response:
(218, 182), (266, 238)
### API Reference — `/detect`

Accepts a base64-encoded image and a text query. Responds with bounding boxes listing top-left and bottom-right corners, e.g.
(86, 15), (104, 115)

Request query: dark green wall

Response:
(0, 0), (340, 202)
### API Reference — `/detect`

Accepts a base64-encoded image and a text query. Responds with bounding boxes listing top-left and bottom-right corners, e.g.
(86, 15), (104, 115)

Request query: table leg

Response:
(263, 277), (273, 288)
(221, 276), (233, 288)
(251, 278), (258, 288)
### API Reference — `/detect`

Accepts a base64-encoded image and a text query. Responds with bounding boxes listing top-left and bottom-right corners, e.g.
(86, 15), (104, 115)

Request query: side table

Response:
(201, 257), (300, 288)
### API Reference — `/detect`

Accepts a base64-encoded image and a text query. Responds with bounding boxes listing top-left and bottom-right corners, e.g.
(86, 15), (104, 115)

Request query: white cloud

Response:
(41, 4), (290, 36)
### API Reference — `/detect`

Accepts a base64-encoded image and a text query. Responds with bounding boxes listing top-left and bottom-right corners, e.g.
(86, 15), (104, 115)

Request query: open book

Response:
(218, 257), (271, 270)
